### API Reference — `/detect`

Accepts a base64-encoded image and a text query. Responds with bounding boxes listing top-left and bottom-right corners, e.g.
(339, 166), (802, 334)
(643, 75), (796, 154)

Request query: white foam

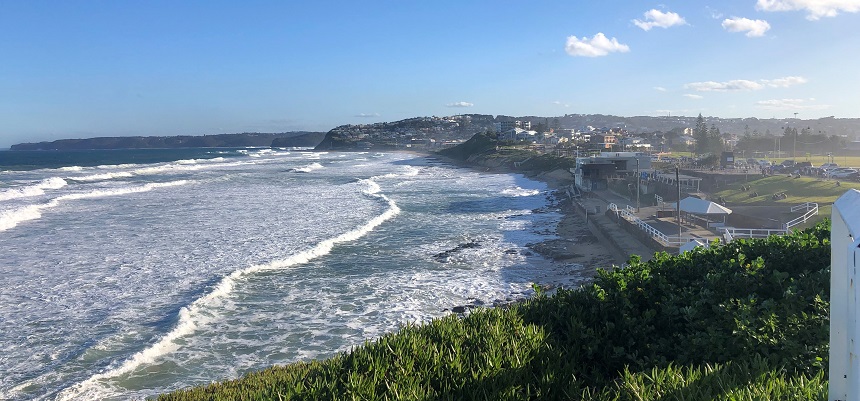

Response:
(293, 162), (324, 173)
(68, 172), (134, 182)
(0, 177), (68, 201)
(0, 180), (190, 232)
(56, 178), (401, 400)
(501, 187), (541, 197)
(59, 166), (83, 172)
(132, 160), (247, 176)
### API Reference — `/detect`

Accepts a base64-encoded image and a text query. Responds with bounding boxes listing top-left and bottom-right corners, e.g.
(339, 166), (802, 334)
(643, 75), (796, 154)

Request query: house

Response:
(589, 134), (617, 149)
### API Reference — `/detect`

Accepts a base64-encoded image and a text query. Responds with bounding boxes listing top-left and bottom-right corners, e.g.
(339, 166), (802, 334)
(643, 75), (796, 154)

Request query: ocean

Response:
(0, 148), (565, 400)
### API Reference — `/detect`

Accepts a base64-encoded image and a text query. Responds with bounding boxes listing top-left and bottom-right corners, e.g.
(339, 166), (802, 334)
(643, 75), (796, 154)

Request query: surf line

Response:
(56, 177), (401, 400)
(0, 180), (191, 232)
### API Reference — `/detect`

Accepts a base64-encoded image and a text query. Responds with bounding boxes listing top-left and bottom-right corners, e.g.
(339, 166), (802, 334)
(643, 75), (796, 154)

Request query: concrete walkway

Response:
(567, 190), (658, 263)
(565, 187), (727, 262)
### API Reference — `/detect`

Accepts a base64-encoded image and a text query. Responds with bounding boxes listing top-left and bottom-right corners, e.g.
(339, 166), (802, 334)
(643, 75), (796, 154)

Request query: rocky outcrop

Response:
(433, 241), (481, 262)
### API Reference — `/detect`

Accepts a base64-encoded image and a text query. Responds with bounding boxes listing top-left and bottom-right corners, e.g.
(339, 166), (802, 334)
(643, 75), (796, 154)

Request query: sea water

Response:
(0, 148), (564, 400)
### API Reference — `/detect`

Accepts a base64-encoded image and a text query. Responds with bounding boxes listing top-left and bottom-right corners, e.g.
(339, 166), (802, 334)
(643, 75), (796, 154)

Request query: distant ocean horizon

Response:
(0, 147), (565, 400)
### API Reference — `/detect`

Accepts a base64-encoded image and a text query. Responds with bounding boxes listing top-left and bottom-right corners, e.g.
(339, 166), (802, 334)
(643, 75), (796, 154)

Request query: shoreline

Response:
(419, 150), (630, 294)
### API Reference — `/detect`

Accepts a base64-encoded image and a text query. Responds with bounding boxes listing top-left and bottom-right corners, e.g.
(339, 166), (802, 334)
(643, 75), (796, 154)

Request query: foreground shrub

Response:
(160, 221), (831, 400)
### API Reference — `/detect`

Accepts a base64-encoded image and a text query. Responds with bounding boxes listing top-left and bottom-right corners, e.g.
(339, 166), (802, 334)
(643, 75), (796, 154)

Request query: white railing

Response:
(829, 189), (860, 401)
(719, 227), (788, 240)
(617, 207), (694, 246)
(784, 202), (819, 230)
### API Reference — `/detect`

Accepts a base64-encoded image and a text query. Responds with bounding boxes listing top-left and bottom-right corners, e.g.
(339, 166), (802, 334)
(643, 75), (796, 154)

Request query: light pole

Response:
(793, 112), (798, 158)
(636, 157), (641, 213)
(676, 166), (682, 241)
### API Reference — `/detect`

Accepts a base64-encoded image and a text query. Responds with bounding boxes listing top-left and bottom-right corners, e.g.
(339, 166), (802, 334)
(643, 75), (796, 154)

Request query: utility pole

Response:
(793, 112), (799, 158)
(636, 157), (641, 213)
(676, 166), (682, 241)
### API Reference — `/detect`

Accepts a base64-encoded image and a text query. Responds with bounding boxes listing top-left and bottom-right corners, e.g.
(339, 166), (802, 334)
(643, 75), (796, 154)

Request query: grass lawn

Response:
(715, 175), (860, 206)
(766, 155), (860, 168)
(714, 175), (859, 229)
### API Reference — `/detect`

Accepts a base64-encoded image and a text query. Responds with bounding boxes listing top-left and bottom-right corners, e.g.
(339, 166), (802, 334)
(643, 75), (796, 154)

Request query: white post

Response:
(830, 189), (860, 401)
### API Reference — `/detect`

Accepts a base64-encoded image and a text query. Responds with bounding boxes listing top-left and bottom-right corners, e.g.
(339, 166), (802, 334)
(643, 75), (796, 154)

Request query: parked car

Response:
(758, 160), (771, 167)
(781, 160), (796, 167)
(830, 168), (858, 178)
(820, 162), (839, 171)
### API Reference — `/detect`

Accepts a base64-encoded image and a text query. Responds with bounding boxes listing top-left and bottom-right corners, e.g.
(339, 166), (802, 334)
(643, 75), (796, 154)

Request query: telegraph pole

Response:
(676, 166), (682, 241)
(636, 157), (641, 212)
(793, 112), (799, 158)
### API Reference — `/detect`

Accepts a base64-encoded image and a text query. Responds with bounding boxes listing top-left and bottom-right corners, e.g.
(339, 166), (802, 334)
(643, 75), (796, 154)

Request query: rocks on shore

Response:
(433, 241), (481, 262)
(527, 239), (584, 261)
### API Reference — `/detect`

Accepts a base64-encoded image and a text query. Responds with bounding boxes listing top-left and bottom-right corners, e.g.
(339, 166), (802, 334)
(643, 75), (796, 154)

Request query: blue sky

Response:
(1, 0), (859, 147)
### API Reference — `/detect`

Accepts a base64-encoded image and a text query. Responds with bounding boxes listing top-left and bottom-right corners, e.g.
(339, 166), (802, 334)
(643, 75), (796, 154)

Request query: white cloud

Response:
(756, 98), (831, 110)
(653, 86), (667, 92)
(722, 17), (771, 37)
(552, 101), (570, 107)
(707, 6), (725, 19)
(564, 33), (630, 57)
(446, 102), (473, 108)
(684, 94), (704, 99)
(761, 76), (809, 87)
(685, 79), (764, 92)
(355, 113), (380, 118)
(684, 76), (807, 92)
(756, 0), (860, 20)
(633, 9), (687, 30)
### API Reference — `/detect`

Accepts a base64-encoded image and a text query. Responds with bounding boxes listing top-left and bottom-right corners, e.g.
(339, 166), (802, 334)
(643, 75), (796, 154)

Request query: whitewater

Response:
(0, 148), (562, 400)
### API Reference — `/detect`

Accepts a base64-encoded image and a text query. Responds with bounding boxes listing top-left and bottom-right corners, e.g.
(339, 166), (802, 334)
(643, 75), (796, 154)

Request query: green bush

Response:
(160, 222), (831, 400)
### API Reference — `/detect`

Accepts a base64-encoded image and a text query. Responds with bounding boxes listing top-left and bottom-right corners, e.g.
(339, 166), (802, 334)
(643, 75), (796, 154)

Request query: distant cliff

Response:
(270, 132), (326, 148)
(11, 132), (324, 150)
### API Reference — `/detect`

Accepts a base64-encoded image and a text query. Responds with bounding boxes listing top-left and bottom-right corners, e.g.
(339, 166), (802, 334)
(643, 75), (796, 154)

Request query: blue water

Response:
(0, 148), (567, 400)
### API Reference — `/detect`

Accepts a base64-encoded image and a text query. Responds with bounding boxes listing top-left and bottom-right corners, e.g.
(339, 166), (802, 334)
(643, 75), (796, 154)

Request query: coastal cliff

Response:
(10, 132), (324, 150)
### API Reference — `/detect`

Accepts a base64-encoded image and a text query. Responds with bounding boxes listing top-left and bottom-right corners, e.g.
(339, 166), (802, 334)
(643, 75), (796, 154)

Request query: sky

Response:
(1, 0), (859, 148)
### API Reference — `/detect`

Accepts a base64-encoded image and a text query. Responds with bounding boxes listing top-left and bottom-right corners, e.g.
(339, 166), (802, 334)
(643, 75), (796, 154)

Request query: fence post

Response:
(830, 189), (860, 401)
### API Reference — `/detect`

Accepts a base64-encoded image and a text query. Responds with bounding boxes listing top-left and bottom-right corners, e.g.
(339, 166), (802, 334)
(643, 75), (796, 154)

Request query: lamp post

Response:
(793, 112), (798, 158)
(636, 157), (641, 213)
(676, 166), (682, 241)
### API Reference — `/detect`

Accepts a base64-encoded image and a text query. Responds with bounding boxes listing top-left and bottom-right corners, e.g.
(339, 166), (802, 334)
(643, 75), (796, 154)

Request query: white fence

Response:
(785, 202), (819, 230)
(719, 227), (788, 242)
(830, 189), (860, 401)
(609, 202), (695, 247)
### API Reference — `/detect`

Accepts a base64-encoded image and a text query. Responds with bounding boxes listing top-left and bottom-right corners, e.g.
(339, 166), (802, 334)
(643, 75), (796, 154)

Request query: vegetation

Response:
(693, 114), (724, 155)
(160, 222), (831, 400)
(436, 131), (498, 161)
(437, 133), (575, 173)
(735, 126), (846, 158)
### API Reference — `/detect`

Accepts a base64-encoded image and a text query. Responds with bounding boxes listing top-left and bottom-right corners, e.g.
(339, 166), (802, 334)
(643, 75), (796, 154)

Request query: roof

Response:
(671, 196), (733, 215)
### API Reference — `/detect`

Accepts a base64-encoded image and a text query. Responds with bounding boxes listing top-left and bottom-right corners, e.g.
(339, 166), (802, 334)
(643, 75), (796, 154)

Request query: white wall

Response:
(830, 189), (860, 401)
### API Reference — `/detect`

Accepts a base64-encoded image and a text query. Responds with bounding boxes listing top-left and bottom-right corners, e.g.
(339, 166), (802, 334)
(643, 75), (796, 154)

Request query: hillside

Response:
(10, 132), (323, 150)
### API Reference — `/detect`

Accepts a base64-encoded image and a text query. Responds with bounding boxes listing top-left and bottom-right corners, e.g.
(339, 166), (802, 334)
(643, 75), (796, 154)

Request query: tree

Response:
(708, 124), (724, 154)
(693, 114), (709, 154)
